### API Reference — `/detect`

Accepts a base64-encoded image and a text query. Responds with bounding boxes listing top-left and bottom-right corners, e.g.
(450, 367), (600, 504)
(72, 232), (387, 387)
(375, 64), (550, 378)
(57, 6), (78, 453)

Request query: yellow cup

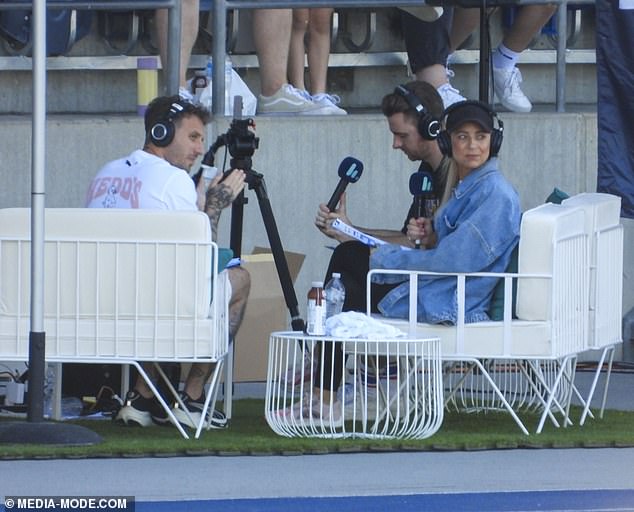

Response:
(137, 57), (158, 116)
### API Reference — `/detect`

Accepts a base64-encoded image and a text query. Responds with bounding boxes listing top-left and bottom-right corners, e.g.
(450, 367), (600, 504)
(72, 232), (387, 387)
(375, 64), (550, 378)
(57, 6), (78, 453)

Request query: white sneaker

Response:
(276, 392), (343, 428)
(437, 82), (466, 109)
(257, 84), (322, 116)
(311, 399), (343, 428)
(493, 66), (532, 113)
(311, 93), (347, 115)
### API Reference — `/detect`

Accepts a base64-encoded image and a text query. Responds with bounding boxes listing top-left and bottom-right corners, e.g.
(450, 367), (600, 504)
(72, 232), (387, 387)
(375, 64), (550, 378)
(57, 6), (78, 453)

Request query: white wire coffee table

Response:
(264, 331), (443, 439)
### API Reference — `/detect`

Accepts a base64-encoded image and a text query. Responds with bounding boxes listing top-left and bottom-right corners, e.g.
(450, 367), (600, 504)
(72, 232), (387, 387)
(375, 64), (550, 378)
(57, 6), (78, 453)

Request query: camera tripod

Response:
(199, 100), (305, 332)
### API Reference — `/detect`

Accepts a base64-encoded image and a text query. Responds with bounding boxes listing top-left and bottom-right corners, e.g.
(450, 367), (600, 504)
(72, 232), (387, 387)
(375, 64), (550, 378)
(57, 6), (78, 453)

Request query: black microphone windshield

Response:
(337, 156), (364, 183)
(409, 170), (434, 196)
(201, 146), (215, 168)
(326, 157), (364, 211)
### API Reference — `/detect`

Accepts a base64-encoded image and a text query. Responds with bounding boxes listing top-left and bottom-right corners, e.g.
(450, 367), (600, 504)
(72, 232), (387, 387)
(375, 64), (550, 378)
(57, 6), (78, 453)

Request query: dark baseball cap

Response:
(446, 101), (494, 133)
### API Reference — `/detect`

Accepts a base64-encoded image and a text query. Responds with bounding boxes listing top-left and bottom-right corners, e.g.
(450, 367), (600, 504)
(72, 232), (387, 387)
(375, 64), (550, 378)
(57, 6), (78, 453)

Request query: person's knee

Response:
(331, 241), (368, 268)
(309, 15), (332, 36)
(228, 266), (251, 300)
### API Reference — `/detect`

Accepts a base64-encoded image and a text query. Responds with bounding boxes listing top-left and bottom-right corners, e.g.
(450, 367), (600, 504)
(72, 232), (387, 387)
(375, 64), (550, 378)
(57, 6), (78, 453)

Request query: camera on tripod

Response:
(194, 97), (260, 183)
(193, 96), (305, 332)
(223, 116), (259, 167)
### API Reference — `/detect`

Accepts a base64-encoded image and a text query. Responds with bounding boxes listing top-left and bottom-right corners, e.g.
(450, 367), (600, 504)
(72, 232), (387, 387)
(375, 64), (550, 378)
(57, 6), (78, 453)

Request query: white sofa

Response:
(561, 193), (623, 422)
(367, 196), (620, 434)
(0, 208), (230, 439)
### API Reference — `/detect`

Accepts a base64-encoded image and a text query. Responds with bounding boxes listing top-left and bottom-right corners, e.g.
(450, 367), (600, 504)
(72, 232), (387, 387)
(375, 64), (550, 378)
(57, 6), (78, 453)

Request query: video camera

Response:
(193, 96), (259, 186)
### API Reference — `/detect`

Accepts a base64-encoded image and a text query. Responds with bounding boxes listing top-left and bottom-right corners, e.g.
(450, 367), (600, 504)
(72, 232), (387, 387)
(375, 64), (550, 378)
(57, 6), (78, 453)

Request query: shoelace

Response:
(315, 93), (342, 105)
(284, 84), (311, 101)
(438, 83), (462, 98)
(505, 68), (524, 92)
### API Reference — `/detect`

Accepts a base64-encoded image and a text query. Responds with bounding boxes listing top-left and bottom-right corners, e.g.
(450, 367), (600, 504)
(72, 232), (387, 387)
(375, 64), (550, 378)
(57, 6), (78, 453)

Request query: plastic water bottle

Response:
(224, 55), (233, 115)
(201, 56), (233, 114)
(200, 57), (214, 111)
(43, 363), (55, 418)
(325, 272), (346, 318)
(192, 70), (208, 105)
(201, 165), (218, 188)
(60, 396), (84, 418)
(205, 55), (213, 83)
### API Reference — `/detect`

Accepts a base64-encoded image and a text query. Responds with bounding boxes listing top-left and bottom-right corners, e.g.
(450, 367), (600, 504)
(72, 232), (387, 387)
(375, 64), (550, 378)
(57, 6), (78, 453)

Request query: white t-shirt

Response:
(85, 149), (197, 211)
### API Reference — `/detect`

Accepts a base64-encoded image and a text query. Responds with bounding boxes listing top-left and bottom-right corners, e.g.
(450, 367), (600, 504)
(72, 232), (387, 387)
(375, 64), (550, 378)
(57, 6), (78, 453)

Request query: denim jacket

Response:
(370, 158), (521, 324)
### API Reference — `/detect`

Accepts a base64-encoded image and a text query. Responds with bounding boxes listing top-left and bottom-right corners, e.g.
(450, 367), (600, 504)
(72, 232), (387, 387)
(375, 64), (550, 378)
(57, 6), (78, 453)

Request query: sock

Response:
(493, 43), (520, 70)
(446, 52), (455, 68)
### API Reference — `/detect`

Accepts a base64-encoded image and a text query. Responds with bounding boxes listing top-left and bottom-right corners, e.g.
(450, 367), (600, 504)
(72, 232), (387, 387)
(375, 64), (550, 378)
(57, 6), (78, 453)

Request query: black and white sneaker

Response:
(171, 392), (227, 430)
(150, 402), (171, 426)
(115, 390), (155, 427)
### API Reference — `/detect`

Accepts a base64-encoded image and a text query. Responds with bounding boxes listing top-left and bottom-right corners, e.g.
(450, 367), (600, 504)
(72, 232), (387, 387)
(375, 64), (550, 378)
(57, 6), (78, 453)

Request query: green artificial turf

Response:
(1, 400), (633, 459)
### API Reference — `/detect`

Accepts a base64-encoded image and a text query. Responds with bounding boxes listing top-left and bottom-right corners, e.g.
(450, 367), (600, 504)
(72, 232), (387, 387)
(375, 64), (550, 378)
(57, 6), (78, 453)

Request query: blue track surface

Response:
(140, 489), (634, 512)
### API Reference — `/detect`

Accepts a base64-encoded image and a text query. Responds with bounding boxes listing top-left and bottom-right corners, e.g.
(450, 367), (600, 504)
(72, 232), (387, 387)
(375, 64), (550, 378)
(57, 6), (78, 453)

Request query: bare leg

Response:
(133, 363), (158, 398)
(227, 266), (251, 338)
(183, 363), (213, 400)
(415, 63), (451, 89)
(181, 266), (249, 399)
(155, 0), (200, 88)
(449, 7), (479, 53)
(253, 9), (293, 96)
(305, 8), (333, 95)
(503, 4), (557, 52)
(288, 9), (309, 91)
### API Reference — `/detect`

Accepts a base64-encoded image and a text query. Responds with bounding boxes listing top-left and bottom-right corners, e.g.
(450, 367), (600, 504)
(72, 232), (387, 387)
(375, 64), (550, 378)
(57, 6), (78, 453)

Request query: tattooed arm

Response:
(202, 169), (246, 240)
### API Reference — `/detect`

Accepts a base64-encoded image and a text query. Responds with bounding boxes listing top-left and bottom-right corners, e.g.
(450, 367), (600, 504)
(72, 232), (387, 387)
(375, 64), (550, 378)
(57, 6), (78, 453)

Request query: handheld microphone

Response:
(408, 170), (434, 249)
(326, 157), (364, 211)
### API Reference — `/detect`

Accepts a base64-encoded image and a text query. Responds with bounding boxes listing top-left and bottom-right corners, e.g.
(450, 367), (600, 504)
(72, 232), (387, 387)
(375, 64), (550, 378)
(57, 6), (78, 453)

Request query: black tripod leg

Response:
(251, 178), (305, 332)
(229, 190), (246, 258)
(479, 6), (490, 103)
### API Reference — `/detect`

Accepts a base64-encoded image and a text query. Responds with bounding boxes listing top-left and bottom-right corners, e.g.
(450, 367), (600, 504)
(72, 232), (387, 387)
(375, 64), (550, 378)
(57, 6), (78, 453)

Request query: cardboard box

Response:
(233, 247), (305, 382)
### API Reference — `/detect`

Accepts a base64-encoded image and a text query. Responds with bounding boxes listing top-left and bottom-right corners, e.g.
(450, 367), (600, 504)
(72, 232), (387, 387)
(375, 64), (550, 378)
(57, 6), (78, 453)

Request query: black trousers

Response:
(400, 8), (454, 74)
(317, 241), (396, 392)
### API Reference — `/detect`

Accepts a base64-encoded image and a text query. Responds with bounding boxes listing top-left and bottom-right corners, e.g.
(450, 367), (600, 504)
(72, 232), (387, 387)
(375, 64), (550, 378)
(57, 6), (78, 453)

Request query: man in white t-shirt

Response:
(86, 95), (250, 429)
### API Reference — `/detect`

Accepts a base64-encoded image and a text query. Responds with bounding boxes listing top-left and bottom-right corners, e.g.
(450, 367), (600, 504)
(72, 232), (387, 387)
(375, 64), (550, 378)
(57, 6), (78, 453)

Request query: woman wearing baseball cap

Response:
(371, 100), (521, 325)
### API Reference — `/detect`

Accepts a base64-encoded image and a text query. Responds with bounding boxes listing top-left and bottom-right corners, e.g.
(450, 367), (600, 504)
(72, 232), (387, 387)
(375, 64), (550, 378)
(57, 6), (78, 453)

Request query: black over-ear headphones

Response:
(436, 100), (504, 158)
(394, 84), (441, 141)
(149, 100), (187, 147)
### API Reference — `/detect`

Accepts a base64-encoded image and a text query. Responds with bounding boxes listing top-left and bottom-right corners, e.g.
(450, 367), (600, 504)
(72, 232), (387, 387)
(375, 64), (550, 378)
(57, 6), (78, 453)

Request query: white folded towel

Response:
(325, 311), (406, 339)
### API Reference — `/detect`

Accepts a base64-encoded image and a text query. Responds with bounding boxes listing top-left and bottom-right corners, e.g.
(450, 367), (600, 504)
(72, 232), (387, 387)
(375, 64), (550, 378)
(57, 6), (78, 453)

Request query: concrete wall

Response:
(1, 111), (632, 334)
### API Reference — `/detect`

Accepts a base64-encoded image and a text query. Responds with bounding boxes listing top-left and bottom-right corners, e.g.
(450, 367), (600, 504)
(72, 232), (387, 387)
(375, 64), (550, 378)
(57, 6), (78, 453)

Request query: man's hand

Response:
(314, 192), (354, 242)
(204, 169), (246, 239)
(207, 169), (246, 209)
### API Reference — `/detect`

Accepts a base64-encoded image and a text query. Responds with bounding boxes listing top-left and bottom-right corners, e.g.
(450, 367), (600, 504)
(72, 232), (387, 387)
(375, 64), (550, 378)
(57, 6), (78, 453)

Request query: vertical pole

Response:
(213, 0), (228, 115)
(556, 1), (567, 112)
(478, 6), (490, 103)
(166, 0), (182, 95)
(28, 0), (47, 422)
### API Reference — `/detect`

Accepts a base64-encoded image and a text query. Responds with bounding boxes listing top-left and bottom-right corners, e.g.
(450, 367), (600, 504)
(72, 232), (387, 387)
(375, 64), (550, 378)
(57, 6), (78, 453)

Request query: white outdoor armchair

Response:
(367, 201), (591, 434)
(0, 208), (230, 439)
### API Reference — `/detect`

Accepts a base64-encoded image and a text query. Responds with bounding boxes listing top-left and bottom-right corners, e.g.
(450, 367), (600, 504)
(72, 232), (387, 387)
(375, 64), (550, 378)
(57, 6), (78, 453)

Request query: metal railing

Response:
(0, 0), (595, 112)
(0, 0), (182, 93)
(211, 0), (594, 114)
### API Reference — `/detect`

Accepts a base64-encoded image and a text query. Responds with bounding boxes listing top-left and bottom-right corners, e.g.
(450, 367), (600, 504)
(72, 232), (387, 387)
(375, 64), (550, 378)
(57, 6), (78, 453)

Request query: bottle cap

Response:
(311, 281), (323, 288)
(332, 272), (341, 279)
